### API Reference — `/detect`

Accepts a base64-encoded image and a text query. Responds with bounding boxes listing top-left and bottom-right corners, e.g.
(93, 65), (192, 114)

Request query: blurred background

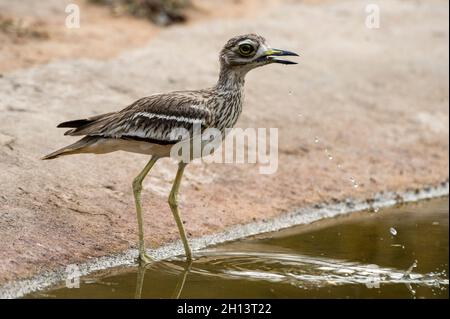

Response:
(0, 0), (281, 72)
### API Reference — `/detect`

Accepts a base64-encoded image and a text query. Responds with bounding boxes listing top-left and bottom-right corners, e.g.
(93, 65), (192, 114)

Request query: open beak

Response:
(262, 48), (299, 65)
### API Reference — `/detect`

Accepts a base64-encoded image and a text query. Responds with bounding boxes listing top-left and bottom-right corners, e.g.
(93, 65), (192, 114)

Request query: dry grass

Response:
(89, 0), (191, 25)
(0, 15), (49, 40)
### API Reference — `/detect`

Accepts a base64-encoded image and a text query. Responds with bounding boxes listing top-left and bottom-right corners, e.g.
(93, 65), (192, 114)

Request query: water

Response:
(28, 197), (449, 299)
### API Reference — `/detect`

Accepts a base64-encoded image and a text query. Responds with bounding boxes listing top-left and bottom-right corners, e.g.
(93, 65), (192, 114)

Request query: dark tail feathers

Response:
(41, 136), (99, 160)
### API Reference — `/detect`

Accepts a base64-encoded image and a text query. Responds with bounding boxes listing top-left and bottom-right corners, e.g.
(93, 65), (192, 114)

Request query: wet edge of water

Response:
(1, 181), (448, 299)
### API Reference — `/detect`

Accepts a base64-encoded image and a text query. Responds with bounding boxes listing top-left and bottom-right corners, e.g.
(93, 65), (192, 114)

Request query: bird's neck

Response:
(215, 66), (246, 92)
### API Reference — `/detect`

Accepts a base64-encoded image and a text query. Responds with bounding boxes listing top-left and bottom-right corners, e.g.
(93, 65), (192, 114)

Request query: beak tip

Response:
(263, 48), (299, 65)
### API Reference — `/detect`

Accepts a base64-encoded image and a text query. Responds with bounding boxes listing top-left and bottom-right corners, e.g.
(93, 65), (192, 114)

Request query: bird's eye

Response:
(238, 43), (255, 56)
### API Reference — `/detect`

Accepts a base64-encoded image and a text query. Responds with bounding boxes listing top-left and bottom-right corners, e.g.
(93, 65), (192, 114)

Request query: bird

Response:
(42, 34), (298, 264)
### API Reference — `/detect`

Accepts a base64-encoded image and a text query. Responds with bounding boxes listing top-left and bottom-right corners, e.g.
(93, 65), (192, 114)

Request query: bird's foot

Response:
(139, 252), (154, 265)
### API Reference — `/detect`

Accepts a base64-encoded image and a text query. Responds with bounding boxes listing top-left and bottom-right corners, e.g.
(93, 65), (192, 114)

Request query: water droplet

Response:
(314, 136), (320, 143)
(324, 149), (333, 160)
(405, 283), (416, 298)
(350, 177), (359, 188)
(390, 227), (398, 236)
(404, 260), (418, 278)
(337, 164), (342, 169)
(288, 90), (293, 96)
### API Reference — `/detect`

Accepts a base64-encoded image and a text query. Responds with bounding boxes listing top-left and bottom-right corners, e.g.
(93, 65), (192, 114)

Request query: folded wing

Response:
(63, 93), (213, 145)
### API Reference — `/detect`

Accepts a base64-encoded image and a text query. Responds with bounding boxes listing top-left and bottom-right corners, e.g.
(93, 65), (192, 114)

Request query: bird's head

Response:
(219, 34), (299, 74)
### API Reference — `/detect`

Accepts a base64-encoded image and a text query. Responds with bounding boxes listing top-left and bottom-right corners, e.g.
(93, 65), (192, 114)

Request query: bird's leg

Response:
(168, 162), (193, 261)
(132, 156), (159, 264)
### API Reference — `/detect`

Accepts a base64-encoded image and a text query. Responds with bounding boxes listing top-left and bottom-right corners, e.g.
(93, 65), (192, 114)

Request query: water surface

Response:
(29, 197), (449, 298)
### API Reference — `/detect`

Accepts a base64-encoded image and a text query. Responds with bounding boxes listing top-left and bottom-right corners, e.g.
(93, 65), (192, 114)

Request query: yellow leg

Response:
(132, 156), (159, 264)
(168, 162), (193, 261)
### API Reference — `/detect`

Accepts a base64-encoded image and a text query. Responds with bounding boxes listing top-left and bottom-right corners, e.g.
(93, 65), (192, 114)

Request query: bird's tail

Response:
(41, 136), (99, 160)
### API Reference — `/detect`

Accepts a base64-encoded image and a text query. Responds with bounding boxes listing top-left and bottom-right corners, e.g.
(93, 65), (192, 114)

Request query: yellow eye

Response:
(239, 43), (255, 56)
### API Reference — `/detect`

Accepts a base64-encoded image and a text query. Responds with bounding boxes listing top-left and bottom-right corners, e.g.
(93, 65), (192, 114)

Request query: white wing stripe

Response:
(132, 112), (204, 125)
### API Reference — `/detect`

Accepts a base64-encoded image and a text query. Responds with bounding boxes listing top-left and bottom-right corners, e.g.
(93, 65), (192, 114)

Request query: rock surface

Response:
(0, 0), (448, 285)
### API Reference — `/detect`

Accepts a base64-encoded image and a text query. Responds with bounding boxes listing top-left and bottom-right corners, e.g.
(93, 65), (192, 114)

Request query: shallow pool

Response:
(28, 197), (449, 298)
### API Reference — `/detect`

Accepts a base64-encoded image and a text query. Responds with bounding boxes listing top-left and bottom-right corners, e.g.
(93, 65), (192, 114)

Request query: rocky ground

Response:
(0, 0), (448, 285)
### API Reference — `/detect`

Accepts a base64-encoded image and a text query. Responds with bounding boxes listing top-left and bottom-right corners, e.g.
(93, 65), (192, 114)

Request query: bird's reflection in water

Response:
(171, 261), (192, 299)
(134, 259), (192, 299)
(134, 262), (146, 299)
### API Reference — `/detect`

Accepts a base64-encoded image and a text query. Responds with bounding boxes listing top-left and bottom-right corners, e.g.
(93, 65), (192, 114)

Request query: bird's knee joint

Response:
(168, 193), (178, 207)
(132, 178), (142, 192)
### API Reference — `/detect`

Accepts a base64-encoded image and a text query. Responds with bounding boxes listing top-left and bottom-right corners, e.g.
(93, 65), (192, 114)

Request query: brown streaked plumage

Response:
(43, 34), (298, 263)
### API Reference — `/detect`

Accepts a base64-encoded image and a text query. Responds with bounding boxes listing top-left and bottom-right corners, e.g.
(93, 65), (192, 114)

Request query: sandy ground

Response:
(0, 0), (448, 285)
